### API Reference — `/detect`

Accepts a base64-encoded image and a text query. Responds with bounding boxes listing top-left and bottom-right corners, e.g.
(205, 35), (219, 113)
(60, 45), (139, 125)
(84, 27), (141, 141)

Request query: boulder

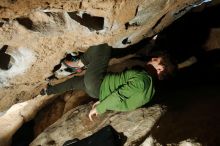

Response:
(30, 103), (164, 146)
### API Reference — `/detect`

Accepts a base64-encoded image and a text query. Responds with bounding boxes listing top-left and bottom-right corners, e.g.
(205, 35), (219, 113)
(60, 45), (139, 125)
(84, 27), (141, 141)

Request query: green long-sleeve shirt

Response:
(96, 69), (155, 114)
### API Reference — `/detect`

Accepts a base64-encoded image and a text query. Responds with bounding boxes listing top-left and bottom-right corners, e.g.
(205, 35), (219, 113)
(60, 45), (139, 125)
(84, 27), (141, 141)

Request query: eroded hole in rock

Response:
(45, 12), (53, 17)
(47, 140), (56, 145)
(68, 12), (104, 31)
(16, 17), (34, 30)
(0, 18), (10, 27)
(0, 45), (12, 70)
(0, 22), (4, 27)
(0, 5), (7, 10)
(2, 18), (9, 21)
(125, 22), (139, 30)
(122, 37), (131, 45)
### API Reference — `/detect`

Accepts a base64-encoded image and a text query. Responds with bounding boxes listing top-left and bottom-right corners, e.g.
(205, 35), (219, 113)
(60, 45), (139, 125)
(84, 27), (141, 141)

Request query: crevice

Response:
(173, 6), (192, 19)
(52, 64), (62, 73)
(152, 13), (166, 30)
(2, 18), (9, 21)
(0, 22), (4, 27)
(122, 37), (131, 45)
(174, 7), (188, 16)
(45, 12), (53, 17)
(0, 18), (9, 27)
(47, 140), (56, 145)
(12, 120), (35, 146)
(16, 17), (34, 30)
(125, 22), (139, 30)
(0, 45), (12, 70)
(0, 5), (7, 9)
(125, 22), (129, 30)
(79, 1), (82, 8)
(68, 11), (104, 31)
(135, 5), (139, 16)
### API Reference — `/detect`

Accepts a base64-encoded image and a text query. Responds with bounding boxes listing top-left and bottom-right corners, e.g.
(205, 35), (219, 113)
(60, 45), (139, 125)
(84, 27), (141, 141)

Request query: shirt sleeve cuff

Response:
(96, 104), (106, 115)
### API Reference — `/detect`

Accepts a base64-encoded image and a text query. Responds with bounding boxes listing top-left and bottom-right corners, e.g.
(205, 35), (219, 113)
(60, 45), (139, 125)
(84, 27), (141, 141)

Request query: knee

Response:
(100, 43), (111, 54)
(84, 77), (96, 92)
(84, 77), (100, 98)
(85, 84), (99, 98)
(90, 43), (111, 55)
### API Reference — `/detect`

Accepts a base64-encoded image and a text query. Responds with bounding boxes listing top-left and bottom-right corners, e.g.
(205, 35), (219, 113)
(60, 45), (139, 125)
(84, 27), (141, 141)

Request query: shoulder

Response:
(125, 69), (151, 78)
(125, 70), (152, 86)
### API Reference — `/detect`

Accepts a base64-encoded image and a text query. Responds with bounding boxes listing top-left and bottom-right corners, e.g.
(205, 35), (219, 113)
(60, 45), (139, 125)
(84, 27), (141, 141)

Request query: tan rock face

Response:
(0, 94), (56, 146)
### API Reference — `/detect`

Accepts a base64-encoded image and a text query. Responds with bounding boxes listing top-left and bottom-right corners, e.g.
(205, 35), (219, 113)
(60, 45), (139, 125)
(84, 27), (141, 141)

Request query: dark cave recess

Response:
(68, 12), (104, 31)
(0, 45), (12, 70)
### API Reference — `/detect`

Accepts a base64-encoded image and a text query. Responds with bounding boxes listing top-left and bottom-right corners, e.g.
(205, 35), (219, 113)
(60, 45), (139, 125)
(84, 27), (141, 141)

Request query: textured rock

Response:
(0, 0), (217, 145)
(140, 137), (202, 146)
(34, 90), (90, 137)
(0, 89), (90, 146)
(30, 103), (164, 146)
(0, 94), (56, 146)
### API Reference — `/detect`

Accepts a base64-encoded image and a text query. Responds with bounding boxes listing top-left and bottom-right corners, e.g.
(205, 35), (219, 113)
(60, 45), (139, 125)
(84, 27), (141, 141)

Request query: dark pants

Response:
(47, 44), (111, 98)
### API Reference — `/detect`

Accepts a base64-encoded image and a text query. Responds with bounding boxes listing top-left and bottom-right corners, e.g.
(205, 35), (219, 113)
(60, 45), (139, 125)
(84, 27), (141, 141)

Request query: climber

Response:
(40, 43), (176, 121)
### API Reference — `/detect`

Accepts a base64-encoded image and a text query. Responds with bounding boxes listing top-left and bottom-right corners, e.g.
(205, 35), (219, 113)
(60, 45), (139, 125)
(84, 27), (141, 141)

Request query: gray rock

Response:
(31, 103), (164, 146)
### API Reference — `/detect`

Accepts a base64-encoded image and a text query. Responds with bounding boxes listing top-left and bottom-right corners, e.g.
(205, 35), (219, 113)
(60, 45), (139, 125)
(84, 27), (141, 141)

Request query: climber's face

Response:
(147, 57), (164, 75)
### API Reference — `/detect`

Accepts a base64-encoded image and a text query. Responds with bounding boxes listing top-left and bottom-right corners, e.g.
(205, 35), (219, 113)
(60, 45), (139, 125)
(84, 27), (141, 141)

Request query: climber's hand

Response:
(89, 108), (98, 122)
(92, 101), (100, 109)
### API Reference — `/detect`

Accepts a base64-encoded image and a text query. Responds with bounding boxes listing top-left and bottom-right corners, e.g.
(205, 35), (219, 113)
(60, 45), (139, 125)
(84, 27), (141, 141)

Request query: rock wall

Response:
(0, 0), (216, 146)
(30, 103), (164, 146)
(0, 0), (204, 111)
